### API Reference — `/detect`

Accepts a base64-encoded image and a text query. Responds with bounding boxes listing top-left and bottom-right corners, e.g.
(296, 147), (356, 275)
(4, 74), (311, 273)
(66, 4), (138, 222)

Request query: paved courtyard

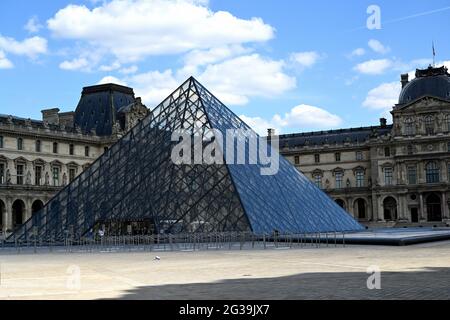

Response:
(0, 241), (449, 300)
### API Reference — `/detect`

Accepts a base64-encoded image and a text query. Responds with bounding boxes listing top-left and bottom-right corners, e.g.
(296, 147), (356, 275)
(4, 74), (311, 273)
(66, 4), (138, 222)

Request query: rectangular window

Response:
(0, 136), (3, 148)
(69, 168), (76, 182)
(426, 162), (440, 184)
(35, 140), (41, 152)
(35, 166), (42, 186)
(356, 151), (363, 161)
(407, 166), (417, 185)
(294, 156), (300, 165)
(0, 163), (4, 184)
(53, 142), (58, 154)
(314, 175), (322, 189)
(356, 171), (365, 187)
(335, 172), (343, 189)
(85, 146), (90, 157)
(448, 164), (450, 183)
(69, 144), (74, 155)
(384, 147), (391, 157)
(384, 167), (393, 186)
(448, 142), (450, 153)
(314, 154), (320, 163)
(335, 152), (341, 162)
(17, 138), (23, 151)
(405, 123), (415, 136)
(17, 164), (24, 185)
(52, 167), (60, 186)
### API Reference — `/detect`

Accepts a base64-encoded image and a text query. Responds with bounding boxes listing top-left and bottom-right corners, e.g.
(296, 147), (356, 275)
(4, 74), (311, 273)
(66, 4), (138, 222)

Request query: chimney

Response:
(267, 128), (275, 137)
(41, 108), (60, 125)
(380, 118), (387, 127)
(401, 73), (409, 88)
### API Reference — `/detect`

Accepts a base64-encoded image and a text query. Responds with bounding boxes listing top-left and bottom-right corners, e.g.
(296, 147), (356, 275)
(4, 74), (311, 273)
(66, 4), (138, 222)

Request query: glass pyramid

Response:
(9, 77), (362, 242)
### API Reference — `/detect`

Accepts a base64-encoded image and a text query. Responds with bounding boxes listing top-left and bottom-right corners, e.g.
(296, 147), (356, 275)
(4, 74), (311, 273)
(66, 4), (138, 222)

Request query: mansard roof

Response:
(278, 125), (392, 148)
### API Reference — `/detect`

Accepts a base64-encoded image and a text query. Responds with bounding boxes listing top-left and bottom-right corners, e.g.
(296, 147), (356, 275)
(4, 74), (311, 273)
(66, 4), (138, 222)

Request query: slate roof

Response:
(278, 125), (393, 148)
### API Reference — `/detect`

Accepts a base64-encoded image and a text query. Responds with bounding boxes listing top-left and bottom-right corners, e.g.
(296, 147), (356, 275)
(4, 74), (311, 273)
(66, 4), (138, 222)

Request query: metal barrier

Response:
(0, 231), (350, 254)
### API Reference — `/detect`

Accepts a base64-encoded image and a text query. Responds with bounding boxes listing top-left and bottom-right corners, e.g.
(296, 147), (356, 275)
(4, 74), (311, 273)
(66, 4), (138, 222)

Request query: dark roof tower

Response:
(399, 65), (450, 104)
(74, 83), (136, 136)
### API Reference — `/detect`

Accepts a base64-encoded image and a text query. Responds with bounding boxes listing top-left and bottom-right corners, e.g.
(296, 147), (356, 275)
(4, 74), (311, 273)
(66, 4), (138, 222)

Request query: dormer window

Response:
(424, 115), (434, 135)
(404, 118), (415, 136)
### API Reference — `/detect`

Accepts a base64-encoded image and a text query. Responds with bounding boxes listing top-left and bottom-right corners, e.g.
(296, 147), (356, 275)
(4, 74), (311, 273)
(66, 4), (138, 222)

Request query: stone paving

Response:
(0, 240), (449, 300)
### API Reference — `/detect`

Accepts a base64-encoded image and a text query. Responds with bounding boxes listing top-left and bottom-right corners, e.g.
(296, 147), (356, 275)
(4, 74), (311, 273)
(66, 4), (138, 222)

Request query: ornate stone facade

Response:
(0, 83), (149, 236)
(279, 66), (450, 227)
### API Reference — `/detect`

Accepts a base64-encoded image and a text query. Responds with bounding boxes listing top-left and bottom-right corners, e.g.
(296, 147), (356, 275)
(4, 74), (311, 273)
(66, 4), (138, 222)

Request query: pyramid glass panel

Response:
(9, 78), (362, 242)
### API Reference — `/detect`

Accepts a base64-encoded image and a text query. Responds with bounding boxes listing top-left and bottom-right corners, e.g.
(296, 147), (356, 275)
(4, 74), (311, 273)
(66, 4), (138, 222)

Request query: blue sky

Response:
(0, 0), (449, 135)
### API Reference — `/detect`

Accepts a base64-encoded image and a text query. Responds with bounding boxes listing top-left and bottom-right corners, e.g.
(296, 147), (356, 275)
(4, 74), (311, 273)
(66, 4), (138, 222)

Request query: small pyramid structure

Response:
(9, 78), (362, 242)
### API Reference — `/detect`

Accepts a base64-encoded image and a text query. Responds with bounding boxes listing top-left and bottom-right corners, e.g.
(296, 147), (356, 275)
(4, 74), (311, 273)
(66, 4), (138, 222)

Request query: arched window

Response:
(426, 162), (440, 183)
(17, 138), (23, 150)
(424, 115), (434, 135)
(404, 118), (415, 136)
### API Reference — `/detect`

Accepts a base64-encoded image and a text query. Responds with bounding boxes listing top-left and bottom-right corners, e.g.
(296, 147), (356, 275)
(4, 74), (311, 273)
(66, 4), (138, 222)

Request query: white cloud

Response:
(47, 0), (274, 63)
(290, 51), (322, 68)
(239, 115), (276, 136)
(127, 69), (180, 106)
(99, 53), (295, 107)
(59, 57), (90, 71)
(349, 48), (365, 57)
(368, 39), (390, 54)
(362, 81), (401, 110)
(0, 35), (47, 58)
(273, 104), (342, 128)
(239, 104), (342, 136)
(98, 76), (128, 86)
(119, 65), (138, 75)
(354, 59), (393, 75)
(0, 51), (13, 69)
(24, 17), (43, 33)
(184, 45), (250, 68)
(99, 61), (121, 72)
(198, 54), (296, 105)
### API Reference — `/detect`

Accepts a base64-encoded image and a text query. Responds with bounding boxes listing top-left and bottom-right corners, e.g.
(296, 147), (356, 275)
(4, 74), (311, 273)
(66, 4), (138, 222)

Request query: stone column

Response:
(25, 197), (33, 221)
(5, 197), (12, 233)
(346, 197), (354, 217)
(419, 193), (426, 221)
(442, 192), (448, 220)
(398, 195), (405, 221)
(1, 203), (6, 234)
(377, 196), (384, 221)
(371, 195), (379, 222)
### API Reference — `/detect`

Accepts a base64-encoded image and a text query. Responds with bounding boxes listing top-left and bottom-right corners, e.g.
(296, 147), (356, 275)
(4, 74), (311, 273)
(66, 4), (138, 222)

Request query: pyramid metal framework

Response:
(9, 78), (362, 242)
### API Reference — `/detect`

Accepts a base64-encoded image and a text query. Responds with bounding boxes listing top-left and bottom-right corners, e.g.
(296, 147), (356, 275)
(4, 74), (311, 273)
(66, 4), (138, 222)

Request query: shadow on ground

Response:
(115, 267), (450, 300)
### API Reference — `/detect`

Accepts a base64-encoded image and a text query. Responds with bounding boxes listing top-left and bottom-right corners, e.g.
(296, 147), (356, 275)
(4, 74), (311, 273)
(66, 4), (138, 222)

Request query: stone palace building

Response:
(279, 65), (450, 227)
(1, 65), (449, 235)
(0, 83), (149, 235)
